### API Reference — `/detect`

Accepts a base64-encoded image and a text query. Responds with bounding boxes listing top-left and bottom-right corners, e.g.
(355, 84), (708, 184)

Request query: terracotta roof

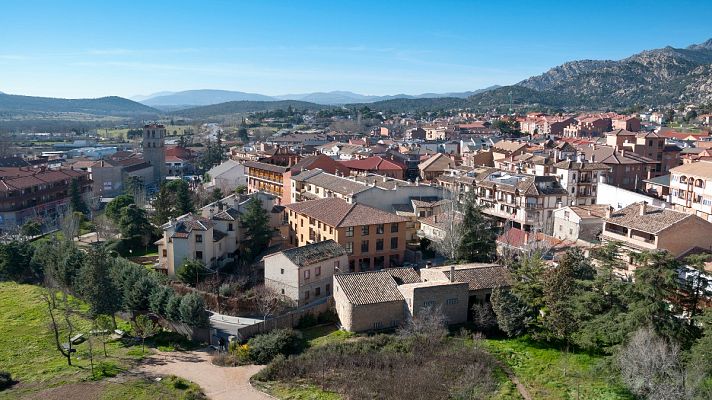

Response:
(340, 156), (404, 171)
(426, 263), (512, 291)
(244, 160), (288, 174)
(385, 267), (421, 284)
(418, 153), (455, 172)
(286, 197), (409, 227)
(293, 170), (369, 195)
(334, 270), (405, 305)
(576, 145), (657, 165)
(605, 202), (691, 234)
(567, 204), (610, 219)
(497, 227), (572, 250)
(0, 167), (89, 192)
(492, 140), (527, 154)
(277, 240), (346, 268)
(670, 161), (712, 179)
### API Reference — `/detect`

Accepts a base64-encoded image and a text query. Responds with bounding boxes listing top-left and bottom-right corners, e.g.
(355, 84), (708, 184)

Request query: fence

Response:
(235, 298), (331, 341)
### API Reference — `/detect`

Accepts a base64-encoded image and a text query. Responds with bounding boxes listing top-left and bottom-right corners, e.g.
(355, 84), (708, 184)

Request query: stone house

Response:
(552, 204), (609, 243)
(264, 240), (348, 306)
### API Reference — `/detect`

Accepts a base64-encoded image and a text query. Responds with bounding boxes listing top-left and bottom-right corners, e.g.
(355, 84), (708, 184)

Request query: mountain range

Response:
(134, 87), (500, 108)
(2, 38), (712, 122)
(469, 38), (712, 110)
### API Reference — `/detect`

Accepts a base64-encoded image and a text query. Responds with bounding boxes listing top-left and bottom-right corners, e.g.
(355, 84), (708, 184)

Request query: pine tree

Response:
(78, 246), (121, 318)
(240, 198), (271, 260)
(69, 178), (88, 215)
(457, 192), (496, 262)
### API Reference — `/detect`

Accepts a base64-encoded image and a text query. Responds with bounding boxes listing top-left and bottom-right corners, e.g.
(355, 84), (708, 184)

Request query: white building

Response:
(264, 240), (348, 306)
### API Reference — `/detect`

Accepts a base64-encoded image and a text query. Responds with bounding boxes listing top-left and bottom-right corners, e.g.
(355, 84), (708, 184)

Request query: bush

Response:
(0, 371), (14, 390)
(247, 329), (304, 364)
(297, 313), (318, 329)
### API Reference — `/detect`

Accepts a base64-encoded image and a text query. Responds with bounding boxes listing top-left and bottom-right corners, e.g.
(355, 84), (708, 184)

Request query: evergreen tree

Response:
(174, 180), (194, 215)
(118, 204), (151, 238)
(457, 192), (496, 262)
(490, 287), (533, 336)
(177, 259), (208, 287)
(179, 292), (209, 327)
(241, 197), (271, 260)
(105, 194), (134, 224)
(149, 285), (173, 316)
(165, 294), (184, 321)
(124, 276), (158, 312)
(69, 178), (89, 215)
(78, 246), (121, 318)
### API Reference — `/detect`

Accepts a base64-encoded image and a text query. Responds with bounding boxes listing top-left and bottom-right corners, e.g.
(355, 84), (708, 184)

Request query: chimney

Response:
(449, 265), (455, 282)
(639, 201), (646, 216)
(590, 154), (595, 163)
(426, 261), (432, 269)
(605, 206), (612, 219)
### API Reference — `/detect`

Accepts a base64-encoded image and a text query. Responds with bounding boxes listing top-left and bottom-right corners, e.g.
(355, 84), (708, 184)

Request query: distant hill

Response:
(141, 89), (275, 107)
(345, 97), (469, 113)
(140, 87), (501, 107)
(477, 38), (712, 110)
(130, 91), (176, 102)
(172, 100), (326, 119)
(0, 93), (159, 116)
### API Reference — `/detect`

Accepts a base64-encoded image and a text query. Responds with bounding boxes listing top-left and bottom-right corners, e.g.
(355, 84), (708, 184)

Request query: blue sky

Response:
(1, 0), (711, 99)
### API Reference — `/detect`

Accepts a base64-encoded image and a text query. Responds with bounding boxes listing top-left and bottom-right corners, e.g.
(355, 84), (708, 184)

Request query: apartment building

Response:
(340, 156), (405, 180)
(264, 240), (348, 306)
(612, 116), (641, 132)
(285, 197), (409, 272)
(244, 160), (289, 203)
(670, 161), (712, 221)
(563, 116), (612, 137)
(474, 170), (569, 233)
(418, 153), (456, 182)
(288, 169), (444, 212)
(552, 204), (609, 243)
(601, 202), (712, 269)
(552, 158), (609, 205)
(605, 130), (671, 176)
(576, 144), (657, 190)
(0, 167), (92, 232)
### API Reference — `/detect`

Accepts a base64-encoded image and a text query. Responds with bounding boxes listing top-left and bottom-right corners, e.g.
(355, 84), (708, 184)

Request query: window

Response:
(195, 251), (203, 259)
(376, 224), (384, 234)
(373, 322), (383, 330)
(162, 249), (167, 257)
(346, 227), (354, 237)
(361, 240), (369, 253)
(345, 242), (353, 254)
(390, 237), (398, 250)
(315, 266), (321, 276)
(423, 300), (436, 308)
(446, 298), (458, 305)
(195, 234), (203, 243)
(281, 288), (284, 294)
(304, 290), (310, 300)
(376, 239), (384, 251)
(315, 287), (321, 296)
(280, 268), (284, 274)
(361, 226), (369, 235)
(304, 269), (310, 279)
(391, 223), (399, 233)
(326, 284), (331, 294)
(228, 223), (233, 231)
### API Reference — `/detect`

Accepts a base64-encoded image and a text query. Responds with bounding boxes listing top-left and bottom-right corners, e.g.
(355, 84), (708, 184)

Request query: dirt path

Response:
(136, 349), (272, 400)
(494, 360), (532, 400)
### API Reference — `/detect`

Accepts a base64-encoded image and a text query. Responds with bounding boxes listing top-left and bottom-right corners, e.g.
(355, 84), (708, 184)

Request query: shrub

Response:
(297, 313), (318, 329)
(247, 329), (304, 364)
(0, 371), (14, 390)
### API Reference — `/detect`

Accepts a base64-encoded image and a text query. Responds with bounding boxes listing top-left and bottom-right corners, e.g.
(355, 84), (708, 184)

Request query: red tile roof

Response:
(286, 197), (409, 227)
(340, 156), (404, 172)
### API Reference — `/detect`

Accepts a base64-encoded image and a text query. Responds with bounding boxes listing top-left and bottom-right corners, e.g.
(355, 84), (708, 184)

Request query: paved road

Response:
(137, 349), (272, 400)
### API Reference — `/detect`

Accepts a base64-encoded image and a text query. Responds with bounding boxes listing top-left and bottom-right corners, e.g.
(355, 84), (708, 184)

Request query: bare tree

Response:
(430, 187), (464, 262)
(42, 288), (78, 366)
(398, 305), (448, 342)
(60, 211), (81, 243)
(618, 327), (685, 400)
(93, 214), (118, 243)
(251, 285), (295, 328)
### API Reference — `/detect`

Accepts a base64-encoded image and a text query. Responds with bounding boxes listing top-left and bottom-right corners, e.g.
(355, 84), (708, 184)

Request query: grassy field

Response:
(0, 282), (202, 399)
(483, 337), (633, 400)
(97, 125), (194, 140)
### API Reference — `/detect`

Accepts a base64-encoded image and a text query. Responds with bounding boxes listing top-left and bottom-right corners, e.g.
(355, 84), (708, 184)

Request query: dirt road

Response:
(137, 349), (272, 400)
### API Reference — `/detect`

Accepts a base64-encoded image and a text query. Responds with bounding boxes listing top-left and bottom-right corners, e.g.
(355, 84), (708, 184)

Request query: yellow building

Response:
(285, 197), (409, 272)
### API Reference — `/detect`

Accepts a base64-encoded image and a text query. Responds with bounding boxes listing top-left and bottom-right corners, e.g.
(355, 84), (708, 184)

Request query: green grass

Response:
(0, 282), (149, 398)
(482, 337), (633, 400)
(298, 325), (356, 348)
(100, 376), (205, 400)
(254, 381), (340, 400)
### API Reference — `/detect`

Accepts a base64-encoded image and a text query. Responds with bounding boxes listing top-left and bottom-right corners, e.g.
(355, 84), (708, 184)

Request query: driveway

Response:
(137, 349), (272, 400)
